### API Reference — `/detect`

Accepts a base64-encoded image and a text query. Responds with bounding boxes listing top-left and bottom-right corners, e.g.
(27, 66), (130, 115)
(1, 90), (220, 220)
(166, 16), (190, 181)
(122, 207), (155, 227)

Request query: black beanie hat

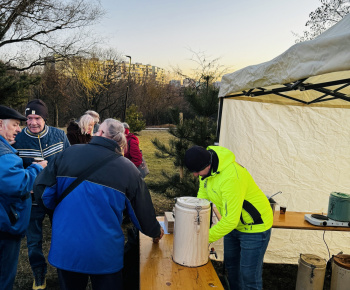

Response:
(185, 145), (212, 172)
(25, 99), (48, 120)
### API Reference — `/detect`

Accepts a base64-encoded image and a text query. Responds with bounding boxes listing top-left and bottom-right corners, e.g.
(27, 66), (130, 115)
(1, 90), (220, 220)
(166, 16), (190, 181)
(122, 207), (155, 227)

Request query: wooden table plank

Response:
(140, 211), (350, 289)
(273, 211), (350, 231)
(140, 217), (224, 290)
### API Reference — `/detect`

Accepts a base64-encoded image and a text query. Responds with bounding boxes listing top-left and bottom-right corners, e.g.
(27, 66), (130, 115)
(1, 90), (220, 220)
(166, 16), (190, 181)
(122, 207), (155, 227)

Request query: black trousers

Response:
(123, 226), (140, 290)
(57, 268), (123, 290)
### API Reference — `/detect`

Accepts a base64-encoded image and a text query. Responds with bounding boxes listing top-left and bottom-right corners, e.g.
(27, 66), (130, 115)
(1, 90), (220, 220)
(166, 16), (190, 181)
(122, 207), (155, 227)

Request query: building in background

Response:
(119, 61), (166, 83)
(182, 78), (196, 88)
(46, 56), (168, 84)
(169, 80), (181, 87)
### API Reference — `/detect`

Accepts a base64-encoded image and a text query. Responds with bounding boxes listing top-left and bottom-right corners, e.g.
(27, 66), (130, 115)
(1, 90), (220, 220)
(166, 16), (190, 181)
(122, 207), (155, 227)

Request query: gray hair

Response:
(1, 119), (10, 126)
(102, 118), (127, 153)
(122, 122), (129, 129)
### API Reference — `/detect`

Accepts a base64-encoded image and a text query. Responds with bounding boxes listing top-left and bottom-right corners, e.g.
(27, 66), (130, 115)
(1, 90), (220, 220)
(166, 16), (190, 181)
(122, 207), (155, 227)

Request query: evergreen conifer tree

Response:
(0, 62), (40, 107)
(125, 104), (146, 132)
(149, 81), (219, 197)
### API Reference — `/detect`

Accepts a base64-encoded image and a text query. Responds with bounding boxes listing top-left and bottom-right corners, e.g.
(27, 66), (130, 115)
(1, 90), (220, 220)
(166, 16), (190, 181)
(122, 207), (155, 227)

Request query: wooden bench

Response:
(139, 217), (224, 290)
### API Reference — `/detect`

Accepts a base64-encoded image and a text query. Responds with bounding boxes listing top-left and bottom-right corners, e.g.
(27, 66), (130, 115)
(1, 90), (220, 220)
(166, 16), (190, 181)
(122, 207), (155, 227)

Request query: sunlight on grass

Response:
(137, 129), (176, 214)
(138, 129), (174, 182)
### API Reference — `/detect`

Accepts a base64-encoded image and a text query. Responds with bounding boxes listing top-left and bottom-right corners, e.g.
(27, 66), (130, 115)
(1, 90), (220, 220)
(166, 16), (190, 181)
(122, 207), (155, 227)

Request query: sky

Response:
(94, 0), (322, 77)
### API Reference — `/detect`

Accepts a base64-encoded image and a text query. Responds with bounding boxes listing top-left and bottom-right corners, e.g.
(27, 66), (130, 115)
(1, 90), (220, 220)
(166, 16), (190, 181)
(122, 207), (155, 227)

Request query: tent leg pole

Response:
(215, 98), (224, 145)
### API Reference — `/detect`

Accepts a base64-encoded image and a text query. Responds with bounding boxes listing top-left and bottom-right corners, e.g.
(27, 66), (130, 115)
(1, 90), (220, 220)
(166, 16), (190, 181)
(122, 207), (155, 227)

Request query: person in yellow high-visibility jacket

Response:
(185, 145), (273, 290)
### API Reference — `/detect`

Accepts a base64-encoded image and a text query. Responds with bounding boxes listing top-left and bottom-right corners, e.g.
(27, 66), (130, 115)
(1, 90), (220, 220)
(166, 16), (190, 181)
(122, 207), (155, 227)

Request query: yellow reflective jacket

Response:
(197, 146), (273, 243)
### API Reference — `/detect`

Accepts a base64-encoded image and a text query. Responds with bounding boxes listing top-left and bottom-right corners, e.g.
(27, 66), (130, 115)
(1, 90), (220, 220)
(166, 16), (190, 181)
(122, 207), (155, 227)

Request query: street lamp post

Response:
(123, 55), (132, 122)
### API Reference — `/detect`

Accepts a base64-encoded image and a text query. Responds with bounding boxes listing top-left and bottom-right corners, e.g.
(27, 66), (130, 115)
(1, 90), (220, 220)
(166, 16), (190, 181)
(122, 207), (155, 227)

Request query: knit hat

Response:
(25, 99), (48, 120)
(0, 105), (27, 121)
(185, 145), (212, 172)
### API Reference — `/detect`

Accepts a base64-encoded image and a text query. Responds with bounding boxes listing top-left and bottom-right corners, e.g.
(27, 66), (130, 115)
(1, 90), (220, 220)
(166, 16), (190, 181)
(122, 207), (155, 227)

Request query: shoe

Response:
(32, 273), (46, 290)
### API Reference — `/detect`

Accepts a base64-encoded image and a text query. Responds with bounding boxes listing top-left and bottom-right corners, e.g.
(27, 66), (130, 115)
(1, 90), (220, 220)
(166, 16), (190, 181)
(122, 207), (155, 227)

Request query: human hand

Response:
(152, 227), (164, 243)
(34, 160), (48, 169)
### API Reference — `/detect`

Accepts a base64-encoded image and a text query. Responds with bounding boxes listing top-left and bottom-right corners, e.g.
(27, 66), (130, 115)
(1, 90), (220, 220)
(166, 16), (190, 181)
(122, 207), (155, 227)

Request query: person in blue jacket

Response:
(0, 105), (47, 290)
(13, 99), (70, 290)
(35, 118), (163, 290)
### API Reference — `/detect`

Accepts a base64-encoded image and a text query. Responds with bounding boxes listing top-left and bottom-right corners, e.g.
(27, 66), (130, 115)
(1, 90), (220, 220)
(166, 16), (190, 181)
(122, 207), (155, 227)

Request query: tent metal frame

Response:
(216, 77), (350, 142)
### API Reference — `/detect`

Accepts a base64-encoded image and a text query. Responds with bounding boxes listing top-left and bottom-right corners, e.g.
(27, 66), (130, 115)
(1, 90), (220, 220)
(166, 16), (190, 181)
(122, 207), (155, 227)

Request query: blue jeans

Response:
(0, 236), (21, 290)
(26, 204), (47, 276)
(224, 229), (271, 290)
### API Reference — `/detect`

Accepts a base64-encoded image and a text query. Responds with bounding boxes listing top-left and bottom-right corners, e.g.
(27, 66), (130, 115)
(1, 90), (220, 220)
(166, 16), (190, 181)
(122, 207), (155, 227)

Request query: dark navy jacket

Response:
(37, 136), (161, 274)
(13, 125), (70, 168)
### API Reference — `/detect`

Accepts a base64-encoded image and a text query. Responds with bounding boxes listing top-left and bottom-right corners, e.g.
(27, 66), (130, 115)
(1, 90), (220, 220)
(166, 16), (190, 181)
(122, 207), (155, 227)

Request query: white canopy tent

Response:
(217, 14), (350, 264)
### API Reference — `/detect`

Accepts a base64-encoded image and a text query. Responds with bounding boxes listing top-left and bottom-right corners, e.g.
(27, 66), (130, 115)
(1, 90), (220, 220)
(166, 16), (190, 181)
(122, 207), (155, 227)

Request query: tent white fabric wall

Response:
(218, 14), (350, 264)
(219, 99), (350, 263)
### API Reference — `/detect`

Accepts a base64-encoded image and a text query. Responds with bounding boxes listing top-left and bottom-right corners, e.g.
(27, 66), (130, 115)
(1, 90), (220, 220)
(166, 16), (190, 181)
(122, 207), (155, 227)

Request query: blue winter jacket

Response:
(37, 136), (161, 274)
(0, 135), (43, 237)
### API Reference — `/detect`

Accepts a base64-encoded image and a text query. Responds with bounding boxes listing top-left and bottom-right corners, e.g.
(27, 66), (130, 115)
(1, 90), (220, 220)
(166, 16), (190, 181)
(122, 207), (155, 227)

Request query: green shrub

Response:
(125, 104), (146, 132)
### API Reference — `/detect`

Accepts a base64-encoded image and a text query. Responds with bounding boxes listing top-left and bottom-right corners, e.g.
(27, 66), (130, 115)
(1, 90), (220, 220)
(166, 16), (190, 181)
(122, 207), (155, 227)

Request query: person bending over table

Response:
(184, 145), (273, 290)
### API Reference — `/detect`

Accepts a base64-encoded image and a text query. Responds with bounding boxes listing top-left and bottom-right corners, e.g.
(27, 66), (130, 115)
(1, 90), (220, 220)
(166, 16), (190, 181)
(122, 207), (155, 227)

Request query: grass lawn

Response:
(138, 129), (177, 214)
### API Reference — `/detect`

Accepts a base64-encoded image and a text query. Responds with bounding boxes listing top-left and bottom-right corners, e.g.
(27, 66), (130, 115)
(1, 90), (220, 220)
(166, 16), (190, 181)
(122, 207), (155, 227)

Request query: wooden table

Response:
(139, 217), (224, 290)
(140, 212), (350, 289)
(273, 211), (350, 231)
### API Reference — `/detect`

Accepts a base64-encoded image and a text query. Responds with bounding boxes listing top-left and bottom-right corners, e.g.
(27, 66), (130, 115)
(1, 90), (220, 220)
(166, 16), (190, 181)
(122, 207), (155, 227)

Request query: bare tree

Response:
(172, 49), (230, 86)
(131, 78), (185, 125)
(0, 0), (105, 71)
(62, 48), (124, 116)
(294, 0), (350, 42)
(32, 64), (70, 127)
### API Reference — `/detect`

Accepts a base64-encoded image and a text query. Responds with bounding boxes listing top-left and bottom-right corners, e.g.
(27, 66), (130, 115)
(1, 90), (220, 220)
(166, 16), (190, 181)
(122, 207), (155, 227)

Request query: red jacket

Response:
(124, 133), (142, 167)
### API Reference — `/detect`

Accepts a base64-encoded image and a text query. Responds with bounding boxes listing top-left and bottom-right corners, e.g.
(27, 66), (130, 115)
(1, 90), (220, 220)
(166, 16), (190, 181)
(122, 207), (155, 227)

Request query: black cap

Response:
(185, 145), (212, 172)
(25, 99), (48, 120)
(0, 105), (27, 121)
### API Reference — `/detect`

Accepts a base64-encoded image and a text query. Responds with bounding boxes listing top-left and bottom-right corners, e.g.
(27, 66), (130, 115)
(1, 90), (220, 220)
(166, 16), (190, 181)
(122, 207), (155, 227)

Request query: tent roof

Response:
(218, 14), (350, 108)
